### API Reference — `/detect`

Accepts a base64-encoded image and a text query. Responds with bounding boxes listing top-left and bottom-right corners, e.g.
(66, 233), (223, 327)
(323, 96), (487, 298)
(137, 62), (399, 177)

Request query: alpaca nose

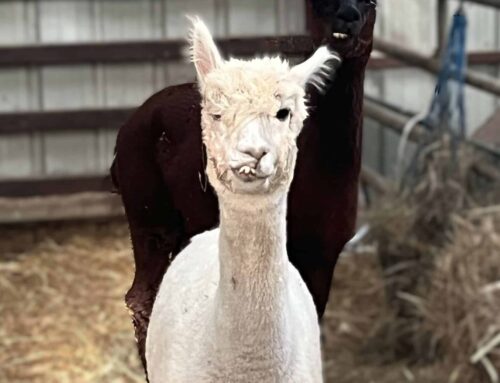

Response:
(336, 4), (361, 23)
(236, 120), (271, 165)
(242, 147), (267, 162)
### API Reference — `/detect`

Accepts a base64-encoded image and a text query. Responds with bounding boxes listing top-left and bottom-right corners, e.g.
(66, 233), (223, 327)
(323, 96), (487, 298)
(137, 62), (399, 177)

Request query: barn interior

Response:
(1, 0), (500, 382)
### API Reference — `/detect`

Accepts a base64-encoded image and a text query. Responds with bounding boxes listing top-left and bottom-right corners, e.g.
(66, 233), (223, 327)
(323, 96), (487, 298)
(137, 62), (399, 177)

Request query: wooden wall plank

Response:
(39, 66), (99, 173)
(0, 192), (123, 223)
(456, 2), (498, 134)
(95, 0), (158, 173)
(464, 65), (498, 133)
(0, 1), (37, 179)
(0, 175), (112, 197)
(38, 0), (96, 42)
(163, 0), (219, 90)
(0, 70), (32, 178)
(377, 0), (437, 55)
(382, 69), (436, 113)
(277, 0), (306, 35)
(0, 37), (319, 67)
(164, 0), (218, 38)
(0, 1), (36, 45)
(363, 71), (385, 175)
(40, 66), (97, 109)
(0, 108), (133, 134)
(98, 0), (158, 40)
(454, 0), (497, 51)
(228, 0), (277, 36)
(37, 1), (99, 177)
(0, 69), (31, 111)
(3, 42), (500, 68)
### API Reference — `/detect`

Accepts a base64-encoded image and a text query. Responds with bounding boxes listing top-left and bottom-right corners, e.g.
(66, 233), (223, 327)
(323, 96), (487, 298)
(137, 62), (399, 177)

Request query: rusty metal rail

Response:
(465, 0), (500, 10)
(374, 38), (500, 98)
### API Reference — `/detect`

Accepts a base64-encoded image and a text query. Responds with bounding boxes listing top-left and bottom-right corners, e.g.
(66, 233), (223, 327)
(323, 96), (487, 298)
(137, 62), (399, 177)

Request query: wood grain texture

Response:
(0, 192), (123, 223)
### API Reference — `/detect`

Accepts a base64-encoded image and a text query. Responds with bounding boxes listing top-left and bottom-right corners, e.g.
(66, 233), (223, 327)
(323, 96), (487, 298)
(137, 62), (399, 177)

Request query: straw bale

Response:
(417, 216), (500, 383)
(0, 221), (143, 383)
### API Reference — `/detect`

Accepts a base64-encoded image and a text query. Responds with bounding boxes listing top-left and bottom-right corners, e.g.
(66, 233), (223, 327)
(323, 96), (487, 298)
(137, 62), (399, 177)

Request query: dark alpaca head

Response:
(308, 0), (377, 58)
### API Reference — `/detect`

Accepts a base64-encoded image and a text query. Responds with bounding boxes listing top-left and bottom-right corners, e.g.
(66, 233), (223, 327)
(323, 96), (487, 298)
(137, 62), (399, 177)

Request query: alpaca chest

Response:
(146, 229), (323, 383)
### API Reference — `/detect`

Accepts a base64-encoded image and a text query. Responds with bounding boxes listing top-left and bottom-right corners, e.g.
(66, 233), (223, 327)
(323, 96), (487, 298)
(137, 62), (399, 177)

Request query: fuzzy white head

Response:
(190, 17), (339, 200)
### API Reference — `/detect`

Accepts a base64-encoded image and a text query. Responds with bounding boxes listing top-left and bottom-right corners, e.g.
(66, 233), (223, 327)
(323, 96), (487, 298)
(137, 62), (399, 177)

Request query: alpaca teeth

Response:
(237, 166), (257, 177)
(332, 32), (349, 39)
(239, 166), (250, 175)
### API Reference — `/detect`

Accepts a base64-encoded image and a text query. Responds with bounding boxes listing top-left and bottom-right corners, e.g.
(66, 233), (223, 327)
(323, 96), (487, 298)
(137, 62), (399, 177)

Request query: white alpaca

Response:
(146, 17), (338, 383)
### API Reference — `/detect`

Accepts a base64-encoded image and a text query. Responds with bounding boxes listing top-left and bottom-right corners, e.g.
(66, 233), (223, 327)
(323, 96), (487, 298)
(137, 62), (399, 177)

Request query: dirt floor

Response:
(0, 219), (492, 382)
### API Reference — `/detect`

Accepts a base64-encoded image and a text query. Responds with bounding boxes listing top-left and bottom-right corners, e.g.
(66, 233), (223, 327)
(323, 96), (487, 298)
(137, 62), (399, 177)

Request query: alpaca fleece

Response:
(146, 19), (334, 382)
(112, 3), (376, 371)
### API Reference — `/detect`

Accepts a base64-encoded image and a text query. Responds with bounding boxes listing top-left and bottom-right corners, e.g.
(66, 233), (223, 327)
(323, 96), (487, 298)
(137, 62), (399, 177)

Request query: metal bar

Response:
(361, 166), (390, 194)
(368, 51), (500, 69)
(467, 51), (500, 65)
(0, 193), (123, 224)
(0, 108), (133, 134)
(1, 37), (500, 69)
(363, 99), (427, 141)
(0, 50), (499, 137)
(0, 175), (113, 197)
(0, 36), (314, 67)
(464, 0), (500, 10)
(374, 38), (500, 97)
(363, 98), (500, 180)
(364, 95), (500, 158)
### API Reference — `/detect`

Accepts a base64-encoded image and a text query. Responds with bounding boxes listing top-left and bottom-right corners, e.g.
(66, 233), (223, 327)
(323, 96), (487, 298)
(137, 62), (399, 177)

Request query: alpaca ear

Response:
(188, 16), (223, 86)
(288, 46), (341, 91)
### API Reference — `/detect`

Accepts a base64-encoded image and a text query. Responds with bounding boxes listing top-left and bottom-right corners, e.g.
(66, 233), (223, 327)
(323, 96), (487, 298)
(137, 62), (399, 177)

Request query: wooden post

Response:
(436, 0), (448, 57)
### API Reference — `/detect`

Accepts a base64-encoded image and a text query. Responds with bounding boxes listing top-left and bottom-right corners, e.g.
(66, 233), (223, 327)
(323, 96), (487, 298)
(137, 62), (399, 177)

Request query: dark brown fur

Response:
(112, 1), (376, 374)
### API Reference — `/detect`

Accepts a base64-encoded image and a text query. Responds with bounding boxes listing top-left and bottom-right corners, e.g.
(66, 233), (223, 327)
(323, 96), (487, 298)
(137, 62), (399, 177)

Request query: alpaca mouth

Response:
(332, 32), (350, 40)
(233, 165), (270, 183)
(330, 30), (354, 46)
(327, 30), (367, 58)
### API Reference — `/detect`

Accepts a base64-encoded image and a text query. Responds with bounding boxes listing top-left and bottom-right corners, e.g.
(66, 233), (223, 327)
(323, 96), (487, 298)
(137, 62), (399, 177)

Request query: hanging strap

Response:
(425, 7), (468, 140)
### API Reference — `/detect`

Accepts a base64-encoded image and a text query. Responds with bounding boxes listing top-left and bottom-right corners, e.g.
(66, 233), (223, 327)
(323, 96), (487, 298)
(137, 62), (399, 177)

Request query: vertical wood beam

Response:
(436, 0), (449, 57)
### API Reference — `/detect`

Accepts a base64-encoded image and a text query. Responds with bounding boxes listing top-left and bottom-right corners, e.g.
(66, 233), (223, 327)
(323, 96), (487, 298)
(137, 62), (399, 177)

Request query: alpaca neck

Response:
(214, 193), (289, 343)
(310, 50), (371, 174)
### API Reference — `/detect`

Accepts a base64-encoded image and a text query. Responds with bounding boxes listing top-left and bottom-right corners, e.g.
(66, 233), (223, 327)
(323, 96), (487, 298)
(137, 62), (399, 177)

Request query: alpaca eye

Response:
(211, 114), (222, 121)
(276, 108), (291, 121)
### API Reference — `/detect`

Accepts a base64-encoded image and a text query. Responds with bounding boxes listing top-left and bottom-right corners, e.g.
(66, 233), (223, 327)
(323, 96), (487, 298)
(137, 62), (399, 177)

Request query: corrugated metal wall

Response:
(0, 0), (498, 180)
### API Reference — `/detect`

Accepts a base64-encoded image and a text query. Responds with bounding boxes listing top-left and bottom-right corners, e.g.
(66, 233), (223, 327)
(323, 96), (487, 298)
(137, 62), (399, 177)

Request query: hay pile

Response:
(362, 137), (500, 382)
(323, 248), (448, 383)
(1, 220), (437, 383)
(0, 221), (143, 383)
(0, 218), (498, 383)
(421, 215), (500, 382)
